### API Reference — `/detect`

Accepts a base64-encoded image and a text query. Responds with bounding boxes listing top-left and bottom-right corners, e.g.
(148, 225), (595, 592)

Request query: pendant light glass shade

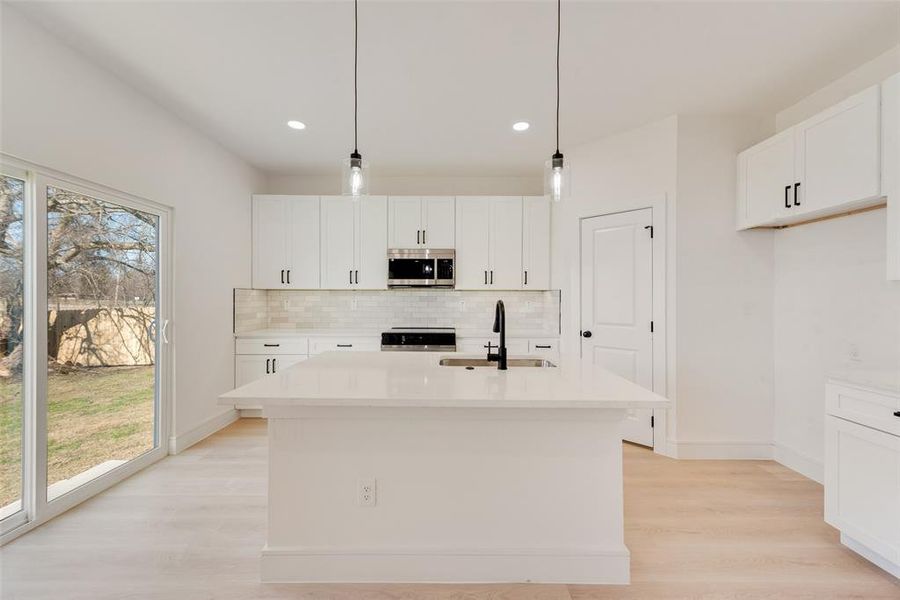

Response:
(544, 151), (568, 202)
(342, 151), (369, 197)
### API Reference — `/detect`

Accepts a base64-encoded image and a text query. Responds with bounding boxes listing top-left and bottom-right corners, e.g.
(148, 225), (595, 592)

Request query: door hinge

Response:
(650, 321), (654, 333)
(651, 415), (655, 428)
(644, 225), (654, 238)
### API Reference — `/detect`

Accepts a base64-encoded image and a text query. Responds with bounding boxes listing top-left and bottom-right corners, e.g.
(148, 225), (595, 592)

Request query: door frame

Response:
(578, 196), (669, 455)
(0, 154), (174, 545)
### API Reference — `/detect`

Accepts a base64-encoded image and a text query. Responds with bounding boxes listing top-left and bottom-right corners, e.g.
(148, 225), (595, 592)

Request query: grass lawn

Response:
(0, 366), (154, 508)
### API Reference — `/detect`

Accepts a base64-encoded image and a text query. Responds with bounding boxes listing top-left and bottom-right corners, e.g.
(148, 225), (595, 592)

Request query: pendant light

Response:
(544, 0), (568, 202)
(342, 0), (368, 197)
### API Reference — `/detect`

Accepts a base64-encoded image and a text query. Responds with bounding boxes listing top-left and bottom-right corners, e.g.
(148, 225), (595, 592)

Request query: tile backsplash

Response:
(235, 289), (560, 335)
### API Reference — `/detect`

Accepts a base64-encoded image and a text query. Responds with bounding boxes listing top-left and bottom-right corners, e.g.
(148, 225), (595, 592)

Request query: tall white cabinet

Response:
(320, 195), (388, 289)
(388, 196), (455, 248)
(455, 196), (523, 290)
(251, 195), (320, 289)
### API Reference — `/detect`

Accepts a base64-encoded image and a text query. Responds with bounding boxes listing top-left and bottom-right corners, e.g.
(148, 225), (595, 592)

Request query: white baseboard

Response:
(841, 534), (900, 579)
(670, 439), (774, 459)
(168, 409), (238, 454)
(774, 443), (824, 484)
(260, 545), (630, 584)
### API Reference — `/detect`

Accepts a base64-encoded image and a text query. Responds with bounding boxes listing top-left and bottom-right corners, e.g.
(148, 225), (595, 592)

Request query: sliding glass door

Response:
(0, 160), (171, 541)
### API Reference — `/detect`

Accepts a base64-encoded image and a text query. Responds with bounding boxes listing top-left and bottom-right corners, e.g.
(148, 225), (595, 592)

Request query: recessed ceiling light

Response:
(513, 121), (530, 132)
(287, 120), (306, 130)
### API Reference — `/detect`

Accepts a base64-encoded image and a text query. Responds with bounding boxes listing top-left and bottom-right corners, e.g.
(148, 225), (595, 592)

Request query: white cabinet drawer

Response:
(825, 415), (900, 569)
(827, 382), (900, 436)
(457, 338), (529, 355)
(309, 336), (381, 354)
(528, 338), (560, 359)
(235, 337), (309, 355)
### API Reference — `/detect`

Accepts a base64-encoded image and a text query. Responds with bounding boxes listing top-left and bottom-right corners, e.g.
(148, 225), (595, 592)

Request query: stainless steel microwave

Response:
(387, 248), (455, 288)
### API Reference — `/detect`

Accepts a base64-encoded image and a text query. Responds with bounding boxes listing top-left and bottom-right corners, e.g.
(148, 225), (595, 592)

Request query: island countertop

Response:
(220, 351), (670, 410)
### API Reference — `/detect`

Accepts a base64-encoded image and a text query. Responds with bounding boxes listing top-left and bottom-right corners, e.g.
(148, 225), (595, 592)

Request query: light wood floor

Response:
(1, 419), (898, 599)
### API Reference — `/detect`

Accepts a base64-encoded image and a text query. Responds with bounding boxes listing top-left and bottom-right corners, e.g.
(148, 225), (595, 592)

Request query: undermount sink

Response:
(439, 357), (557, 368)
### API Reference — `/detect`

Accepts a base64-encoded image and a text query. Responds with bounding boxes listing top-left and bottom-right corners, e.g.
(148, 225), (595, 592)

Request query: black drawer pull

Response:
(534, 345), (552, 349)
(336, 344), (353, 348)
(263, 343), (280, 347)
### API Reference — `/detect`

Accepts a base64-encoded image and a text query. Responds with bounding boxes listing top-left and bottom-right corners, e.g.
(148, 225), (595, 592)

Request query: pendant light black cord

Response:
(555, 0), (560, 154)
(354, 0), (359, 154)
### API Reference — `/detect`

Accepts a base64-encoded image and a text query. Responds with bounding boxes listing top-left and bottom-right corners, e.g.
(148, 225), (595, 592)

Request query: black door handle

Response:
(793, 182), (801, 206)
(784, 185), (791, 209)
(894, 411), (900, 417)
(266, 358), (271, 374)
(281, 270), (285, 284)
(582, 331), (592, 338)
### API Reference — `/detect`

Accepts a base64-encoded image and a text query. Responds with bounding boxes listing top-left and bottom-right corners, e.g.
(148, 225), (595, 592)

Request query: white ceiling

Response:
(11, 1), (900, 177)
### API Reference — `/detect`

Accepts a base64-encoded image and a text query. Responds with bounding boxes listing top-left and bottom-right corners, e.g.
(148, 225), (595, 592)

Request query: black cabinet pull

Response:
(793, 182), (801, 206)
(272, 358), (276, 373)
(534, 344), (552, 349)
(266, 358), (271, 374)
(422, 229), (426, 245)
(524, 270), (528, 286)
(286, 270), (291, 285)
(490, 270), (494, 285)
(354, 270), (359, 284)
(484, 271), (488, 285)
(281, 270), (285, 284)
(263, 343), (280, 347)
(417, 230), (421, 244)
(349, 270), (353, 285)
(336, 344), (353, 348)
(784, 185), (791, 209)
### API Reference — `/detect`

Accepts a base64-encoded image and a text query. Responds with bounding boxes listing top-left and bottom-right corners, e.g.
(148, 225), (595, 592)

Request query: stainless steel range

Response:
(380, 327), (456, 352)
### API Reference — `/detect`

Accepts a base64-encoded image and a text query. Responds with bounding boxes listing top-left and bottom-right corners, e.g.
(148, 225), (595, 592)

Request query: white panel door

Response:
(739, 129), (795, 227)
(421, 196), (455, 249)
(581, 209), (654, 446)
(489, 197), (523, 289)
(522, 195), (551, 289)
(388, 196), (422, 248)
(320, 196), (356, 289)
(251, 195), (290, 288)
(355, 196), (388, 289)
(455, 197), (491, 289)
(796, 85), (881, 216)
(287, 196), (320, 289)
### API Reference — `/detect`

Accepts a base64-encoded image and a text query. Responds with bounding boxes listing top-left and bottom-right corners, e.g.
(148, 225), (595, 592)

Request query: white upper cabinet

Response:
(456, 197), (524, 290)
(795, 85), (881, 216)
(387, 196), (455, 248)
(522, 196), (551, 289)
(737, 85), (883, 230)
(252, 195), (320, 289)
(321, 195), (387, 289)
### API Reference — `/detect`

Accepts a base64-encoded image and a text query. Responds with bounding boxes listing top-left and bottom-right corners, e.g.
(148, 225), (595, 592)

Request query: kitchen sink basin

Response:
(439, 357), (557, 368)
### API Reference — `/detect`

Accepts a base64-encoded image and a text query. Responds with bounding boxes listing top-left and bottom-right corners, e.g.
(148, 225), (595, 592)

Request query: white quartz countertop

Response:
(828, 368), (900, 395)
(220, 351), (669, 410)
(234, 328), (558, 339)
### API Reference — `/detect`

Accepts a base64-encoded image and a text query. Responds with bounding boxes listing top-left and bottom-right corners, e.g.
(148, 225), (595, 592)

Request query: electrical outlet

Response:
(357, 477), (376, 507)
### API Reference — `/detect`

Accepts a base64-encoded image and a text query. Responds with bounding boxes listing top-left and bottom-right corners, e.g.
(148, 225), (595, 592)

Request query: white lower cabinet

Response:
(825, 381), (900, 578)
(234, 354), (307, 388)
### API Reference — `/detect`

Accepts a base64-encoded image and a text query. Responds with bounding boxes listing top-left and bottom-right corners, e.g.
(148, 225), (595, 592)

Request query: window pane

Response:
(46, 186), (158, 501)
(0, 175), (25, 518)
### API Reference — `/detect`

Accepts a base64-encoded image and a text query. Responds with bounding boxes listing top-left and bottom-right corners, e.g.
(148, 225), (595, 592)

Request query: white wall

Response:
(266, 173), (542, 196)
(674, 116), (776, 457)
(1, 7), (265, 447)
(770, 51), (900, 481)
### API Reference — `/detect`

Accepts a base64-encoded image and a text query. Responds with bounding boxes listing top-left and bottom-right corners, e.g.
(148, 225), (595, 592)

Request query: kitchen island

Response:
(220, 351), (669, 584)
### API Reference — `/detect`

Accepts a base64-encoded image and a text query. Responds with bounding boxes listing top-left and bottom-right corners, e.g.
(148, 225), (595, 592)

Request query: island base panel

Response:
(262, 407), (630, 583)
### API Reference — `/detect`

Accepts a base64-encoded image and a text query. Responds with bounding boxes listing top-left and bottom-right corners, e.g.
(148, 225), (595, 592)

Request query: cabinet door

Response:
(825, 416), (900, 567)
(796, 85), (881, 216)
(737, 129), (795, 229)
(320, 196), (356, 289)
(251, 195), (289, 289)
(421, 196), (455, 249)
(489, 197), (524, 289)
(234, 354), (307, 388)
(287, 196), (320, 289)
(355, 196), (388, 289)
(455, 197), (491, 289)
(388, 196), (422, 248)
(522, 196), (551, 289)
